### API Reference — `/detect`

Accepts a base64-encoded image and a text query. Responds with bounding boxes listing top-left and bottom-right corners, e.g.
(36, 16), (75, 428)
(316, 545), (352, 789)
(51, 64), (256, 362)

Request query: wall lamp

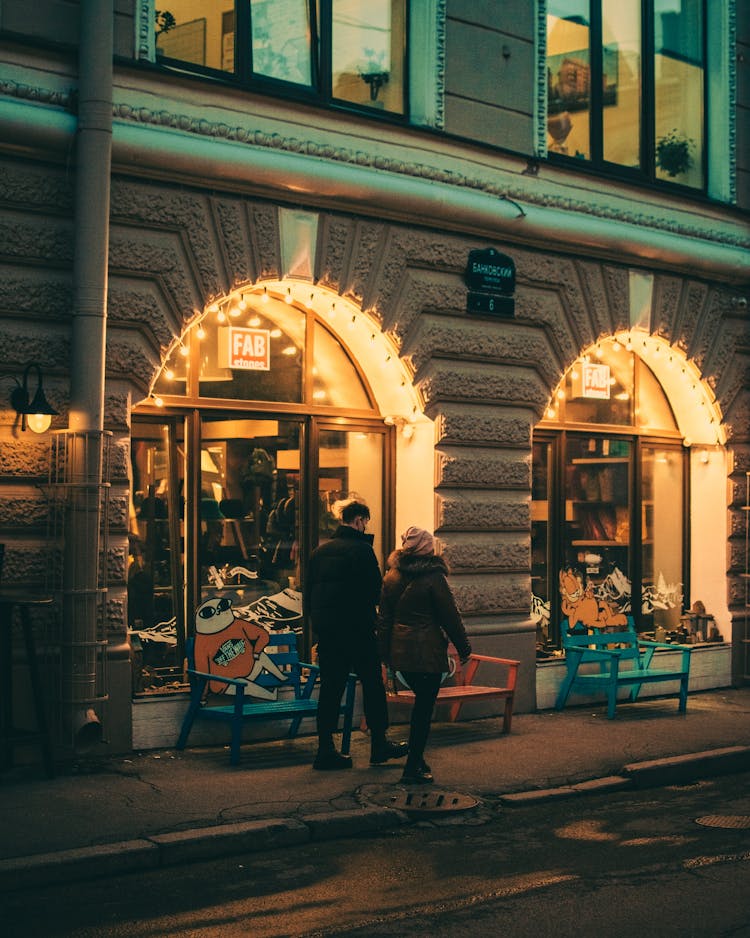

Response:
(10, 362), (58, 433)
(383, 414), (415, 440)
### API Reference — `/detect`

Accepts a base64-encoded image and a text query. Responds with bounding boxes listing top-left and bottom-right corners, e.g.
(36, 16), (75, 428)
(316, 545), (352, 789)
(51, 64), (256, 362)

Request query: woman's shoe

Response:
(400, 765), (434, 785)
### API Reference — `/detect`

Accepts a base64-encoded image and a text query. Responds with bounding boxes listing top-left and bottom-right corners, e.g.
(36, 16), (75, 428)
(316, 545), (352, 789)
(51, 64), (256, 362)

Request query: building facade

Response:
(0, 1), (747, 758)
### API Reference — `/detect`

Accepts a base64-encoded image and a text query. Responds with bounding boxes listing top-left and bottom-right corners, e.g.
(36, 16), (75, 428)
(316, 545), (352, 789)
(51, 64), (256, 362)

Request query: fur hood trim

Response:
(386, 549), (449, 577)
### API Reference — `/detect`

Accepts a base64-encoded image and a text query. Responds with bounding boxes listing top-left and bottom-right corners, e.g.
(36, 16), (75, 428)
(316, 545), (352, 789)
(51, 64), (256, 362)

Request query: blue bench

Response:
(555, 616), (693, 718)
(176, 630), (356, 766)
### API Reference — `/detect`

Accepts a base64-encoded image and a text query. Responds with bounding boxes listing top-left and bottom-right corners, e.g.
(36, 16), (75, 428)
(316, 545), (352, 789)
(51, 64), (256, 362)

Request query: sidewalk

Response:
(1, 687), (749, 890)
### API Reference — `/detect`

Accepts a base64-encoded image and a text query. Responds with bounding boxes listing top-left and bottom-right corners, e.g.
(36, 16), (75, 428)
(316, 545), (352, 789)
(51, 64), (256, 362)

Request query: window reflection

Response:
(250, 0), (312, 85)
(602, 0), (641, 168)
(654, 0), (703, 187)
(156, 1), (233, 72)
(547, 2), (591, 158)
(331, 0), (406, 114)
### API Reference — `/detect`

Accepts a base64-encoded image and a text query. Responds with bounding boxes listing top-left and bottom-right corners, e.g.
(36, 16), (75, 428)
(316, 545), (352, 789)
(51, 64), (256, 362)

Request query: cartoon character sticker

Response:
(194, 595), (287, 699)
(559, 567), (627, 633)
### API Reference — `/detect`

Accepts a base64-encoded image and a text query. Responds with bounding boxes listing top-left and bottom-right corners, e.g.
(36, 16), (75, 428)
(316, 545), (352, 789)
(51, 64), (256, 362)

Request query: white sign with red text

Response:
(221, 327), (271, 371)
(581, 362), (610, 399)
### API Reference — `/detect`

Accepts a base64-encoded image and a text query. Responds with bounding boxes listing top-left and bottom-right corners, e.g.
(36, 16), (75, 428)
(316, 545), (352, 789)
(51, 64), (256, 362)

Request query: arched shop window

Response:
(129, 285), (401, 697)
(532, 338), (689, 655)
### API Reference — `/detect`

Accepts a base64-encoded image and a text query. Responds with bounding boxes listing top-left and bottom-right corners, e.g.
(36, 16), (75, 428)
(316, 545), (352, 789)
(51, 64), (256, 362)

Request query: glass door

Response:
(129, 419), (186, 692)
(562, 435), (633, 627)
(640, 442), (685, 633)
(195, 414), (305, 632)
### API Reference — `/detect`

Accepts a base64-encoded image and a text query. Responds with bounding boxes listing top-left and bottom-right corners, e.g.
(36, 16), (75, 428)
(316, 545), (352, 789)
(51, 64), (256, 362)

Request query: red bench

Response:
(383, 647), (520, 734)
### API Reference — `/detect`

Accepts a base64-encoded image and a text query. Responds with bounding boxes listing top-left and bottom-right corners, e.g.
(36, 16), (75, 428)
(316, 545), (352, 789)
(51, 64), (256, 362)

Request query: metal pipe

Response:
(60, 0), (114, 749)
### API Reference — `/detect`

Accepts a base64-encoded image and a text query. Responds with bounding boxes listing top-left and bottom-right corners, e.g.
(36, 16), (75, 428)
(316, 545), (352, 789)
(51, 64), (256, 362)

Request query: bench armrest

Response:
(458, 653), (520, 690)
(187, 667), (248, 688)
(638, 640), (693, 652)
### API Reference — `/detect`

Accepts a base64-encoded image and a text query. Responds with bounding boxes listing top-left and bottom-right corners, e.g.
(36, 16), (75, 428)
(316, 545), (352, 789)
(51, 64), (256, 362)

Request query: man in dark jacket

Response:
(304, 498), (408, 770)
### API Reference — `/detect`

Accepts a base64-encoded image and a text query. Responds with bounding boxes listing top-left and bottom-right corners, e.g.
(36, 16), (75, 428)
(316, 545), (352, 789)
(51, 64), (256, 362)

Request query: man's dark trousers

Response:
(316, 634), (388, 743)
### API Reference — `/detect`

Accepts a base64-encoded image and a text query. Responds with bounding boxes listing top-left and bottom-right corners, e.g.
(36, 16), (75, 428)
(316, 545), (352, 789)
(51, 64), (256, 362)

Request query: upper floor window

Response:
(155, 0), (407, 116)
(546, 0), (705, 190)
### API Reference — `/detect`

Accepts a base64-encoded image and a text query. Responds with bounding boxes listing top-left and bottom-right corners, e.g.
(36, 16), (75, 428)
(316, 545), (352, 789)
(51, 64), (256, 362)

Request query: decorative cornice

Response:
(434, 0), (446, 130)
(0, 78), (747, 253)
(536, 0), (548, 159)
(0, 78), (71, 109)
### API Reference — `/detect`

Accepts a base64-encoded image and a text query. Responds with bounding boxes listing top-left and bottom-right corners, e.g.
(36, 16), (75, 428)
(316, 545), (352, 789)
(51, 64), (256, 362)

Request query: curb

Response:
(0, 806), (409, 892)
(2, 747), (749, 891)
(499, 746), (750, 807)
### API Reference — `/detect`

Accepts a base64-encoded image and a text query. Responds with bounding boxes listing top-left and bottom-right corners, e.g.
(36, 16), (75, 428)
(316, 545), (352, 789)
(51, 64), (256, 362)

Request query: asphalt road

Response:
(4, 771), (750, 938)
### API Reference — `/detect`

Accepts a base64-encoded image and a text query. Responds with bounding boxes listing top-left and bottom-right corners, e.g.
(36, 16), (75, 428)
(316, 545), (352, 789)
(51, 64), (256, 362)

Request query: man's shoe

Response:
(400, 765), (434, 785)
(369, 740), (409, 765)
(313, 750), (353, 771)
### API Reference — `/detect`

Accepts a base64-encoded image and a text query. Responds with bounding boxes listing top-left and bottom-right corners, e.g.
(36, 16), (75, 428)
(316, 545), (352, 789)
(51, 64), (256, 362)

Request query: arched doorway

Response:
(128, 282), (428, 696)
(532, 332), (727, 654)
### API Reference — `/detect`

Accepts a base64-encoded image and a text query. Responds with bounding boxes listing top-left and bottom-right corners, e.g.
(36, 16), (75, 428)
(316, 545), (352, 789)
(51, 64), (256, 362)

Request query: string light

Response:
(261, 287), (269, 304)
(216, 309), (226, 324)
(179, 345), (189, 358)
(285, 288), (293, 305)
(196, 326), (206, 340)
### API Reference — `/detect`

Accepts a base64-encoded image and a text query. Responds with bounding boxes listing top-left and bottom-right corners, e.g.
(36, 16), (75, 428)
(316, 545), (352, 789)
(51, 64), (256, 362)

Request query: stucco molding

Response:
(0, 77), (746, 257)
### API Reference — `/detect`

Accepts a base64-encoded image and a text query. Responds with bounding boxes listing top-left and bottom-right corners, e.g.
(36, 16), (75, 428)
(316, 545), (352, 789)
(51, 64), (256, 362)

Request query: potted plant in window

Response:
(655, 129), (694, 178)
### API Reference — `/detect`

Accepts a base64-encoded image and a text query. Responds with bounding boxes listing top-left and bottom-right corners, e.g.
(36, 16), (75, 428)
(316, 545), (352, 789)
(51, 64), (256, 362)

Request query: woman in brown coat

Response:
(377, 526), (472, 784)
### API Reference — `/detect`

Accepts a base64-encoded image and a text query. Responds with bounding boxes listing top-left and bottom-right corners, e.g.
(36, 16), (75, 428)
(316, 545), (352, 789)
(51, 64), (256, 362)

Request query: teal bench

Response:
(176, 630), (356, 766)
(555, 616), (693, 718)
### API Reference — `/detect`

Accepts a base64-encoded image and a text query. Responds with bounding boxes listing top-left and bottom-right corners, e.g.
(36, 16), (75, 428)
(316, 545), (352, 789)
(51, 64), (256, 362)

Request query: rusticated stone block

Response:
(404, 315), (557, 387)
(111, 180), (225, 300)
(105, 596), (127, 634)
(0, 270), (73, 320)
(674, 281), (710, 356)
(108, 439), (130, 483)
(0, 545), (56, 587)
(436, 446), (530, 488)
(212, 196), (258, 288)
(104, 389), (131, 432)
(434, 404), (533, 447)
(249, 202), (280, 280)
(441, 532), (529, 572)
(418, 361), (549, 413)
(346, 222), (385, 304)
(436, 490), (530, 530)
(449, 572), (530, 616)
(316, 216), (354, 289)
(108, 493), (130, 531)
(108, 230), (200, 320)
(108, 544), (128, 585)
(387, 270), (467, 337)
(107, 279), (178, 350)
(0, 438), (50, 477)
(106, 334), (160, 392)
(0, 157), (74, 212)
(0, 490), (50, 528)
(0, 218), (73, 266)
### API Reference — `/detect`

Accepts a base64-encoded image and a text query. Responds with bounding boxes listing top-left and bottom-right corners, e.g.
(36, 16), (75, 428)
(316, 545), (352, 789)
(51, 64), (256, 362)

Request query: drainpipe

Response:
(60, 0), (113, 750)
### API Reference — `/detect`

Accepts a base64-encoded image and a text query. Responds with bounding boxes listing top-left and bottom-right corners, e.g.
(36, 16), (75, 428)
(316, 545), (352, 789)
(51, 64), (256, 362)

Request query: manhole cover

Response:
(695, 815), (750, 830)
(369, 788), (479, 815)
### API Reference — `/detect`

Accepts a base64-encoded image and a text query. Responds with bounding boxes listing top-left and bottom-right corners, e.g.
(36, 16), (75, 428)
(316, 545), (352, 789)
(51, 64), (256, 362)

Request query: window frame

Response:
(545, 0), (708, 192)
(151, 0), (411, 123)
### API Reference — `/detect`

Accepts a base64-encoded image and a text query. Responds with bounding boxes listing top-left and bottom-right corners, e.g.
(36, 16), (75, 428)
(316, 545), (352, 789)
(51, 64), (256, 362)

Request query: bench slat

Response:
(383, 650), (520, 734)
(555, 616), (692, 719)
